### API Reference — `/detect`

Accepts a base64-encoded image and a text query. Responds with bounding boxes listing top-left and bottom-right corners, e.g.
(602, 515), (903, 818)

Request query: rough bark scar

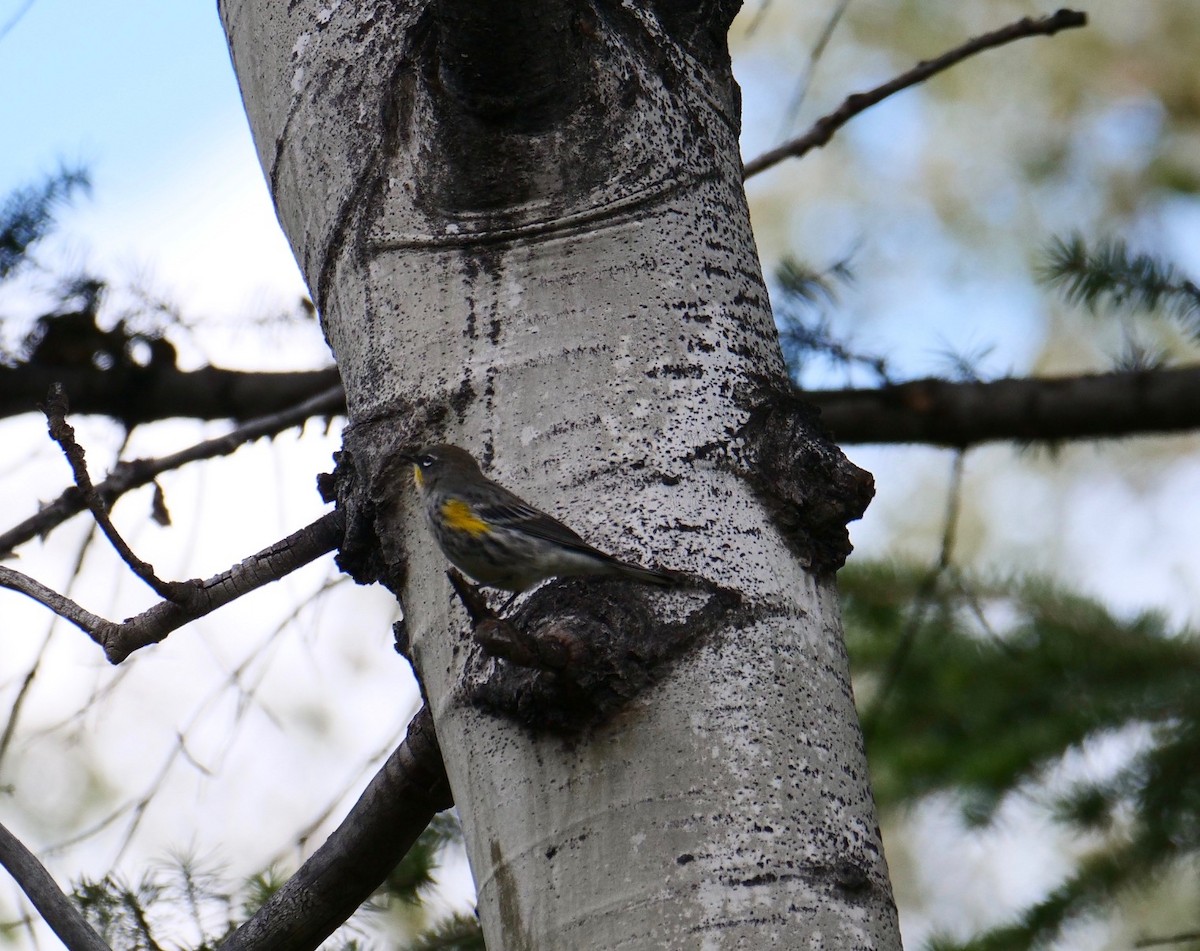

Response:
(464, 578), (745, 735)
(738, 390), (875, 574)
(328, 389), (869, 734)
(326, 388), (469, 590)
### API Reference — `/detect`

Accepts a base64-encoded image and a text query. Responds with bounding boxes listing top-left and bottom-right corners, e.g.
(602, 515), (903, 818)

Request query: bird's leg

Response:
(446, 569), (496, 623)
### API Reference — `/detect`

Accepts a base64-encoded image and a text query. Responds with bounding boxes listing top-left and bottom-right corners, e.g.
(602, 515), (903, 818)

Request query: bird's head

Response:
(400, 444), (484, 492)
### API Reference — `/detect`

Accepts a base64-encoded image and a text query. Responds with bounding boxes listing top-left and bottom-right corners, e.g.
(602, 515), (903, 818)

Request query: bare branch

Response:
(862, 451), (965, 737)
(43, 384), (189, 600)
(743, 8), (1088, 179)
(219, 706), (453, 951)
(775, 0), (853, 137)
(0, 383), (345, 557)
(0, 364), (341, 426)
(0, 820), (111, 951)
(804, 366), (1200, 446)
(0, 511), (345, 663)
(1136, 930), (1200, 949)
(0, 566), (112, 637)
(100, 510), (345, 663)
(1, 524), (106, 769)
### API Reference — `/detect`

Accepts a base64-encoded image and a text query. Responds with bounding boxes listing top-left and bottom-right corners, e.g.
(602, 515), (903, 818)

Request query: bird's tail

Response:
(608, 558), (694, 589)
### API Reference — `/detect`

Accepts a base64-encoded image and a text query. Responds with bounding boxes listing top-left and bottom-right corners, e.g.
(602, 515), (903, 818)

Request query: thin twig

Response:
(45, 615), (294, 861)
(446, 568), (497, 625)
(776, 0), (854, 139)
(0, 0), (37, 45)
(289, 719), (414, 860)
(1135, 929), (1200, 949)
(740, 0), (775, 38)
(0, 521), (101, 769)
(0, 383), (344, 558)
(0, 511), (345, 664)
(0, 566), (112, 636)
(0, 820), (111, 951)
(743, 8), (1088, 179)
(42, 384), (189, 601)
(1, 423), (132, 765)
(862, 450), (966, 737)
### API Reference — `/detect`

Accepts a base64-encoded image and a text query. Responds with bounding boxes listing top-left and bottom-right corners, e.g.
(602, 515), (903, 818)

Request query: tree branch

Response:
(0, 364), (341, 426)
(0, 566), (112, 634)
(0, 511), (345, 663)
(743, 8), (1088, 179)
(804, 366), (1200, 446)
(44, 384), (188, 601)
(0, 384), (345, 558)
(1136, 930), (1200, 949)
(219, 706), (453, 951)
(0, 820), (111, 951)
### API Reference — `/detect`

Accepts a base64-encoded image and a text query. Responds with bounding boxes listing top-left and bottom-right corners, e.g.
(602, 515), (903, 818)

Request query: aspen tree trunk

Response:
(221, 1), (902, 947)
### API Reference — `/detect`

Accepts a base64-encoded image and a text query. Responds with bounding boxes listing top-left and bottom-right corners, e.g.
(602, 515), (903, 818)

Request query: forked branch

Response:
(0, 511), (345, 663)
(43, 384), (189, 600)
(0, 383), (344, 558)
(0, 385), (347, 661)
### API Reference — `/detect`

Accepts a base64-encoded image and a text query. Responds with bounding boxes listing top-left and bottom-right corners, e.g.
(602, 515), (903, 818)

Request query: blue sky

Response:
(1, 0), (307, 341)
(2, 2), (234, 186)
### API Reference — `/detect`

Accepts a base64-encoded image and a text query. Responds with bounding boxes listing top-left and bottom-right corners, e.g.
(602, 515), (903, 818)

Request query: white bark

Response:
(221, 1), (900, 947)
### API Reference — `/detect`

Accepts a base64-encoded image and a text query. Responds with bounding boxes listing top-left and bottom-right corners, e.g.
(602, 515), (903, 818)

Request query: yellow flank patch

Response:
(441, 498), (490, 536)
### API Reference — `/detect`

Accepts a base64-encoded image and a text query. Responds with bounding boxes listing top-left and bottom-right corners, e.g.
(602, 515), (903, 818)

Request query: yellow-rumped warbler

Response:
(401, 444), (683, 597)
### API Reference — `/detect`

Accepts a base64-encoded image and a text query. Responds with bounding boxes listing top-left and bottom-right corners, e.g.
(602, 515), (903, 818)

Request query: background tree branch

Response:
(44, 384), (188, 600)
(743, 8), (1088, 179)
(0, 383), (345, 557)
(0, 820), (110, 951)
(10, 357), (1197, 456)
(219, 706), (452, 951)
(0, 364), (340, 425)
(805, 366), (1200, 446)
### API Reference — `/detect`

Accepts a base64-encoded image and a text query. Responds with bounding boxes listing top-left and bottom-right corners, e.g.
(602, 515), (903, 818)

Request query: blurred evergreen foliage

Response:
(406, 912), (486, 951)
(1040, 234), (1199, 324)
(377, 813), (463, 907)
(63, 813), (477, 950)
(0, 166), (88, 281)
(843, 561), (1200, 950)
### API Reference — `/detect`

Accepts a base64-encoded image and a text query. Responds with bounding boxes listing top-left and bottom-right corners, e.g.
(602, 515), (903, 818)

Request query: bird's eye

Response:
(418, 454), (435, 468)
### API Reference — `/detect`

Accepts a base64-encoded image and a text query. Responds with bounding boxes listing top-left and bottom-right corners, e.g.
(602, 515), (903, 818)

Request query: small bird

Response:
(401, 444), (683, 601)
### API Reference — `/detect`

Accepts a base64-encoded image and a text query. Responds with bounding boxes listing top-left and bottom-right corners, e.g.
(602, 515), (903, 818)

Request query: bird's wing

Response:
(474, 495), (610, 558)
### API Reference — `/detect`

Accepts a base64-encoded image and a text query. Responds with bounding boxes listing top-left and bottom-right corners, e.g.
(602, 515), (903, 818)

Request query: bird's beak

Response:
(395, 449), (423, 488)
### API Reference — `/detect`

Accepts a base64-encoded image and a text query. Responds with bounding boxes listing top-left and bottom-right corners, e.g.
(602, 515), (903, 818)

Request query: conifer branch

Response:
(1039, 233), (1200, 325)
